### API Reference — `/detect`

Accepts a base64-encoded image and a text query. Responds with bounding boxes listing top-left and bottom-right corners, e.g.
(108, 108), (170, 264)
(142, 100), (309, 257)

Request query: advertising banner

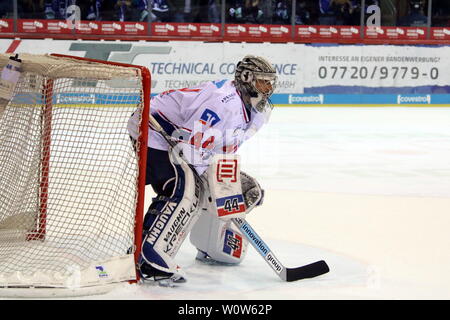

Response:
(152, 23), (221, 37)
(0, 19), (13, 33)
(15, 19), (149, 36)
(4, 19), (449, 43)
(0, 39), (449, 105)
(430, 27), (450, 41)
(296, 25), (361, 41)
(364, 26), (427, 41)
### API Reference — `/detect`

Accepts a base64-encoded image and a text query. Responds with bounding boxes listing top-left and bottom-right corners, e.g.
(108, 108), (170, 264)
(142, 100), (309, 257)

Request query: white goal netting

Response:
(0, 54), (148, 295)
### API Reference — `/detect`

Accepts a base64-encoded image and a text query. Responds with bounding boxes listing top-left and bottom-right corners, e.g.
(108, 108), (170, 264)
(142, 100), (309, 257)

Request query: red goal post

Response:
(49, 53), (150, 282)
(0, 53), (150, 297)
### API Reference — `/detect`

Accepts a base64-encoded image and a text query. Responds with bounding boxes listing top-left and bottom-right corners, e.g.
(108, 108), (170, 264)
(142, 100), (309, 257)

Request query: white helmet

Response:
(235, 55), (277, 113)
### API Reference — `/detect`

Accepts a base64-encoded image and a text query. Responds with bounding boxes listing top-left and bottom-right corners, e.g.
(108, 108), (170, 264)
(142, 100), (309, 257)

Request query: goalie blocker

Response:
(139, 150), (264, 283)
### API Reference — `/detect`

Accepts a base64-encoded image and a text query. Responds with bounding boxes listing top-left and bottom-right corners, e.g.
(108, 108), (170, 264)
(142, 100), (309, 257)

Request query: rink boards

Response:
(0, 39), (449, 107)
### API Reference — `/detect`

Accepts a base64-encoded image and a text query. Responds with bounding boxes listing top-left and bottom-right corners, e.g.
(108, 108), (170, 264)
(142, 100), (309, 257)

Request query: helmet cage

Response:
(235, 55), (277, 113)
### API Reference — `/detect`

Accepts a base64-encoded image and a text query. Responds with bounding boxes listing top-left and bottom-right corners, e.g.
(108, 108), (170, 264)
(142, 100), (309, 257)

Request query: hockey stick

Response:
(231, 217), (329, 281)
(147, 114), (329, 281)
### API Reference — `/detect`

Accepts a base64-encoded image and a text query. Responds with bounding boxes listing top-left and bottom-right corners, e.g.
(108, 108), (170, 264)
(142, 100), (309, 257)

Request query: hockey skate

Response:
(195, 249), (237, 266)
(138, 259), (187, 287)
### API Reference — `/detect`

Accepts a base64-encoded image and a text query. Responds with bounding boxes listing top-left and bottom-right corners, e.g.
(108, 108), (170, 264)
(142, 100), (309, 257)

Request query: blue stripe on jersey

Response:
(213, 79), (227, 88)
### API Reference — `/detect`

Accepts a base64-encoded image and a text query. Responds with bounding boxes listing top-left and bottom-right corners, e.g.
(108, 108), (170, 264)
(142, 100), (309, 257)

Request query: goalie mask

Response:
(235, 55), (277, 114)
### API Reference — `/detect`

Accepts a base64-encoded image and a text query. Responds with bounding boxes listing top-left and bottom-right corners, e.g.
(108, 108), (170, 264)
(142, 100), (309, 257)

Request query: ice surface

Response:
(4, 107), (450, 299)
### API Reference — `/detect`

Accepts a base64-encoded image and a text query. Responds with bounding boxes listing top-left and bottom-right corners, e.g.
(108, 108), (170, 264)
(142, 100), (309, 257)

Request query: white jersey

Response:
(128, 79), (269, 174)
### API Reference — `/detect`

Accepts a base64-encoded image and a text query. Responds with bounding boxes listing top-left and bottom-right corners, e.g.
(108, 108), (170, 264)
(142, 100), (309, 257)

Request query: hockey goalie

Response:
(127, 55), (277, 285)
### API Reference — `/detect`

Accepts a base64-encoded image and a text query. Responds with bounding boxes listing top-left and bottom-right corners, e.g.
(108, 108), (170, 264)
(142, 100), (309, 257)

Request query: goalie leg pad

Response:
(204, 155), (264, 219)
(206, 154), (247, 220)
(189, 211), (249, 265)
(140, 149), (203, 277)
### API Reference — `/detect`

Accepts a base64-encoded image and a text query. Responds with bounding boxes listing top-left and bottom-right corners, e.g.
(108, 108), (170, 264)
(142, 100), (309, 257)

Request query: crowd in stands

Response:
(433, 0), (450, 25)
(0, 0), (448, 27)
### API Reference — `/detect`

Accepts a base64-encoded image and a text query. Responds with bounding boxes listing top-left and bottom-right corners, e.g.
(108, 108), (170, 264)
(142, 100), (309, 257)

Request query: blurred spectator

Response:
(335, 0), (359, 25)
(79, 0), (167, 22)
(43, 0), (78, 19)
(169, 0), (192, 22)
(294, 0), (315, 25)
(105, 0), (139, 21)
(187, 0), (220, 23)
(229, 0), (264, 24)
(116, 0), (133, 21)
(42, 0), (99, 20)
(398, 0), (427, 27)
(273, 0), (291, 25)
(149, 0), (171, 22)
(43, 1), (54, 19)
(92, 1), (115, 21)
(0, 1), (15, 18)
(207, 0), (220, 23)
(130, 0), (149, 21)
(432, 0), (450, 26)
(229, 1), (244, 23)
(80, 0), (100, 20)
(16, 0), (442, 28)
(331, 0), (356, 25)
(318, 0), (336, 24)
(318, 0), (358, 25)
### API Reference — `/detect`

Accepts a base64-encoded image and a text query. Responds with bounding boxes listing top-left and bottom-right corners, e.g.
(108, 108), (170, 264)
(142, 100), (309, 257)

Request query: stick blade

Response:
(285, 260), (329, 282)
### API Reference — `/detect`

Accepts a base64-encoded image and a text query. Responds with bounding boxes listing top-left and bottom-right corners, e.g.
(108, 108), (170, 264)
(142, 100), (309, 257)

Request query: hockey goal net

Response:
(0, 53), (149, 297)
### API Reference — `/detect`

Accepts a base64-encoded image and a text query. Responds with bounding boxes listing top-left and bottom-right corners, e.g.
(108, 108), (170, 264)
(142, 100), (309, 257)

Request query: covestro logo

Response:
(288, 94), (324, 104)
(397, 94), (431, 104)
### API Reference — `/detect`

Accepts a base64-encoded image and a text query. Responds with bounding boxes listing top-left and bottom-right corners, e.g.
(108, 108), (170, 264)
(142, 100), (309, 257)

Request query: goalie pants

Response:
(143, 147), (248, 266)
(143, 148), (175, 201)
